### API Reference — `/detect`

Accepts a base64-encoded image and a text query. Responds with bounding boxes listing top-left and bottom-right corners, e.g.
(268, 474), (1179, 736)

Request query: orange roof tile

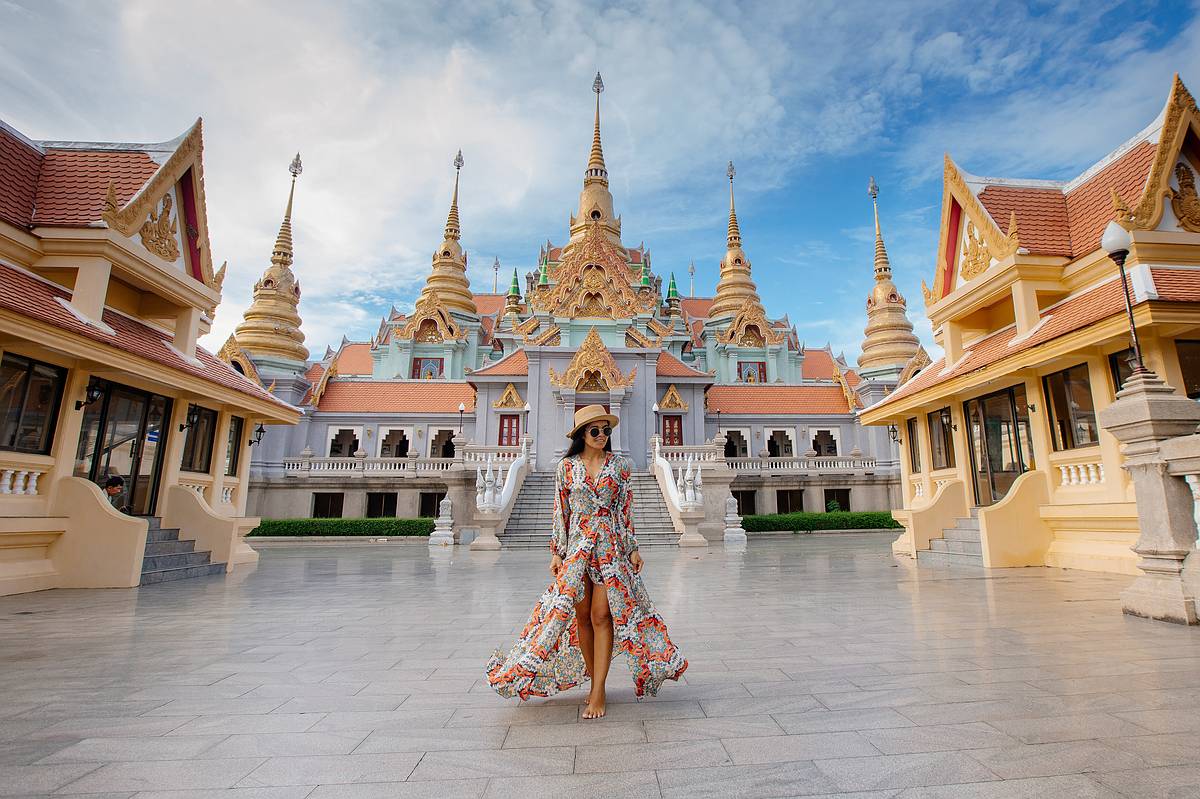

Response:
(304, 362), (327, 383)
(334, 343), (373, 375)
(1151, 268), (1200, 302)
(1065, 140), (1156, 256)
(469, 349), (528, 376)
(0, 262), (291, 412)
(680, 297), (714, 319)
(316, 381), (475, 413)
(473, 294), (505, 315)
(801, 348), (836, 380)
(978, 186), (1071, 256)
(33, 148), (160, 227)
(0, 126), (42, 228)
(707, 385), (851, 415)
(656, 351), (710, 378)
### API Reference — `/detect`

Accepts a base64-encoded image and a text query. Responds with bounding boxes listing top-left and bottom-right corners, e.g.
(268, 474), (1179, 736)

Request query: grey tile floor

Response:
(3, 533), (1200, 798)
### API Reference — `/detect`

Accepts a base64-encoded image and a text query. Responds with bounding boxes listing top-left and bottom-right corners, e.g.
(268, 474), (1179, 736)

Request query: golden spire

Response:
(235, 154), (309, 365)
(859, 177), (920, 376)
(709, 160), (765, 320)
(586, 72), (608, 183)
(726, 161), (741, 248)
(445, 149), (463, 240)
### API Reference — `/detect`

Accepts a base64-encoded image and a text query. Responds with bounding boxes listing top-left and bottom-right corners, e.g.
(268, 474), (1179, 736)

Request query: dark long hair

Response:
(564, 426), (614, 459)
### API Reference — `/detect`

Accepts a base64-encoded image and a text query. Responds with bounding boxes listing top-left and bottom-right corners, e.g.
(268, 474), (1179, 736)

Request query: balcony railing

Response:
(724, 455), (877, 472)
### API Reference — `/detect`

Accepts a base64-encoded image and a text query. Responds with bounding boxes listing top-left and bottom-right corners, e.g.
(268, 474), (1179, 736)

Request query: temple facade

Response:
(861, 76), (1200, 576)
(227, 75), (918, 538)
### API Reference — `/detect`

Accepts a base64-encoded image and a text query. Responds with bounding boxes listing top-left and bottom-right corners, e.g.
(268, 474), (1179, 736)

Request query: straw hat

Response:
(567, 404), (619, 438)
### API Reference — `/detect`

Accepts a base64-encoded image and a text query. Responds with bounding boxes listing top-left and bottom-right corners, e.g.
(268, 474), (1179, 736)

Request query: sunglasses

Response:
(587, 426), (612, 438)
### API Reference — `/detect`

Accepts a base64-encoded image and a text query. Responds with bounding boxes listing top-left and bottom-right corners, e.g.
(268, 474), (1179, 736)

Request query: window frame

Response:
(179, 404), (218, 473)
(224, 416), (244, 477)
(410, 357), (444, 379)
(1108, 348), (1135, 394)
(926, 407), (955, 470)
(0, 353), (67, 455)
(366, 492), (397, 518)
(312, 492), (344, 518)
(1042, 362), (1099, 451)
(736, 361), (767, 383)
(1175, 339), (1200, 400)
(906, 417), (921, 473)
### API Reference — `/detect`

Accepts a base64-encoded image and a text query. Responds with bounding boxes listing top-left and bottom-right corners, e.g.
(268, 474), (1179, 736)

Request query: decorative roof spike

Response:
(539, 261), (549, 285)
(726, 161), (741, 249)
(869, 176), (891, 279)
(444, 150), (464, 241)
(640, 261), (651, 286)
(587, 72), (608, 181)
(508, 268), (521, 297)
(667, 272), (679, 298)
(273, 153), (302, 266)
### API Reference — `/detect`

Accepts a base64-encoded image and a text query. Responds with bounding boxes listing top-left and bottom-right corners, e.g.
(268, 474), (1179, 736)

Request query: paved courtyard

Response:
(3, 534), (1200, 798)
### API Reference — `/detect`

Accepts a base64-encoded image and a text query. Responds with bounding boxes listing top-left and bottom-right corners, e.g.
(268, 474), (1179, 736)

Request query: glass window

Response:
(824, 488), (850, 512)
(737, 361), (767, 383)
(411, 357), (444, 379)
(1109, 348), (1135, 394)
(180, 404), (218, 473)
(366, 492), (397, 518)
(906, 417), (921, 473)
(0, 354), (67, 455)
(1176, 340), (1200, 400)
(1043, 363), (1098, 450)
(313, 492), (344, 518)
(225, 416), (244, 477)
(418, 491), (447, 517)
(927, 407), (955, 470)
(732, 489), (757, 515)
(776, 489), (803, 513)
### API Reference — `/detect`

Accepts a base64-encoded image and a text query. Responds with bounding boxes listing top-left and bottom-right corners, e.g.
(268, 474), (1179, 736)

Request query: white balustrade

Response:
(220, 484), (236, 505)
(178, 481), (207, 497)
(912, 481), (925, 499)
(723, 456), (875, 472)
(0, 467), (47, 495)
(476, 438), (529, 514)
(1056, 459), (1106, 486)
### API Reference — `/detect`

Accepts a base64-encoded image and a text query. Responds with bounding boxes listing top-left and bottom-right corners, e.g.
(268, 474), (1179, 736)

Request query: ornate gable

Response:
(897, 346), (932, 386)
(527, 223), (657, 318)
(549, 326), (636, 389)
(659, 383), (688, 411)
(493, 382), (525, 408)
(308, 360), (338, 407)
(716, 297), (786, 346)
(216, 334), (262, 387)
(396, 290), (465, 343)
(625, 326), (654, 347)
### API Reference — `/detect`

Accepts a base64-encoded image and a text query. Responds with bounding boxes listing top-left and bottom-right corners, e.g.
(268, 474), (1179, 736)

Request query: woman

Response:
(485, 404), (687, 718)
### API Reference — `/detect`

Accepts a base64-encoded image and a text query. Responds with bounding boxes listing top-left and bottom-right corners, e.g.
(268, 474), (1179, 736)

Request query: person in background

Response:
(104, 476), (129, 514)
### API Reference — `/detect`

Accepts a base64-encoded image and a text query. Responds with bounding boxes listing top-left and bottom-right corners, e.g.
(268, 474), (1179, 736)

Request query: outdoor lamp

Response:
(75, 382), (104, 411)
(1101, 220), (1147, 375)
(888, 423), (899, 443)
(249, 423), (266, 447)
(652, 402), (659, 414)
(179, 404), (202, 433)
(458, 401), (466, 433)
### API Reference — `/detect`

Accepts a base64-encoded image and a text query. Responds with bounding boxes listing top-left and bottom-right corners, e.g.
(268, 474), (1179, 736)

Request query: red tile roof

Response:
(0, 126), (42, 228)
(707, 385), (851, 415)
(316, 381), (475, 413)
(801, 348), (836, 380)
(1065, 141), (1156, 256)
(0, 262), (293, 413)
(680, 297), (714, 319)
(469, 349), (528, 376)
(33, 148), (160, 227)
(977, 186), (1070, 256)
(334, 343), (373, 375)
(304, 362), (328, 383)
(1151, 267), (1200, 302)
(656, 351), (710, 377)
(473, 294), (506, 315)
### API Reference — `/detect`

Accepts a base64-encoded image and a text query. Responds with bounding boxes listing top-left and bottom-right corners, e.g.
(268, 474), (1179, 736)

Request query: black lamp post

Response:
(458, 401), (466, 433)
(1101, 220), (1147, 376)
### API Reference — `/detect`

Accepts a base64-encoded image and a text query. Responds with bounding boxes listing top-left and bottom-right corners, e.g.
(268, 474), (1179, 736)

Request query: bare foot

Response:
(581, 690), (606, 720)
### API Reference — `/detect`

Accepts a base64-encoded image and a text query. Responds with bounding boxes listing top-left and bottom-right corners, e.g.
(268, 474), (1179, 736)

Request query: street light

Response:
(248, 423), (266, 447)
(1101, 220), (1147, 375)
(458, 401), (466, 433)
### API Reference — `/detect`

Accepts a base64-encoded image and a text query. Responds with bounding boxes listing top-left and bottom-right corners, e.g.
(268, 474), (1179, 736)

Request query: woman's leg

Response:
(583, 577), (612, 719)
(573, 575), (594, 680)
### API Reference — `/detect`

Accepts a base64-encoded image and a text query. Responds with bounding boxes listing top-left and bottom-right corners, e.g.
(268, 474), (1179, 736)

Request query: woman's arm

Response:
(551, 458), (570, 558)
(617, 456), (639, 557)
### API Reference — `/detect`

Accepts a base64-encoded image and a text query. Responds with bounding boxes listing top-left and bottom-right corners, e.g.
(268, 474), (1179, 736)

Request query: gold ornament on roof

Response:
(139, 193), (180, 261)
(530, 223), (656, 317)
(659, 384), (688, 411)
(493, 383), (525, 408)
(625, 327), (653, 348)
(212, 261), (227, 293)
(216, 335), (263, 387)
(1114, 76), (1198, 231)
(716, 297), (785, 346)
(959, 220), (991, 281)
(397, 290), (465, 342)
(531, 325), (561, 346)
(897, 347), (931, 386)
(1170, 162), (1200, 232)
(549, 327), (636, 389)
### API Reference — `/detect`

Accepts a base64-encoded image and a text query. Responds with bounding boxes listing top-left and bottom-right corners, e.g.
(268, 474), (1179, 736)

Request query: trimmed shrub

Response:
(248, 518), (435, 537)
(741, 511), (902, 533)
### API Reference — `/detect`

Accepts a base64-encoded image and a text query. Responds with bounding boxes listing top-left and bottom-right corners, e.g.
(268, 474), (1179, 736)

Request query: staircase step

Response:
(140, 562), (227, 585)
(916, 549), (984, 568)
(141, 552), (214, 572)
(952, 516), (981, 530)
(146, 526), (181, 543)
(144, 539), (197, 556)
(928, 538), (982, 555)
(943, 527), (982, 542)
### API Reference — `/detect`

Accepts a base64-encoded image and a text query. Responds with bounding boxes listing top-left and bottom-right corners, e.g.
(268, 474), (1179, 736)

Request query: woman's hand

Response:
(549, 554), (563, 577)
(629, 550), (644, 574)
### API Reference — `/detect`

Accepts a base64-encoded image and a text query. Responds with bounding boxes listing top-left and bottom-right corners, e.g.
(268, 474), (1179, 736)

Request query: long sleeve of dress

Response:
(551, 458), (570, 557)
(617, 456), (638, 555)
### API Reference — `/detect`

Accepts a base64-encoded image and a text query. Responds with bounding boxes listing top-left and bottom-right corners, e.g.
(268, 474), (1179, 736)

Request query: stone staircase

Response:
(140, 518), (227, 585)
(501, 471), (681, 549)
(916, 508), (984, 568)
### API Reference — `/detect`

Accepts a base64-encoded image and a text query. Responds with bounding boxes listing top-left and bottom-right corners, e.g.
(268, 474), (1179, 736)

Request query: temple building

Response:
(861, 76), (1200, 575)
(231, 75), (913, 540)
(0, 118), (298, 596)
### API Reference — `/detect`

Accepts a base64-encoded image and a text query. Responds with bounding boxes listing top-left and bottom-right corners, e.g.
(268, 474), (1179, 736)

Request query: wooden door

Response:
(498, 414), (520, 446)
(662, 414), (683, 445)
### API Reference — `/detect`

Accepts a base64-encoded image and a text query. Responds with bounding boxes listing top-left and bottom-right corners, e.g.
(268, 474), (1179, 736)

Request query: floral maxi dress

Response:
(485, 452), (688, 700)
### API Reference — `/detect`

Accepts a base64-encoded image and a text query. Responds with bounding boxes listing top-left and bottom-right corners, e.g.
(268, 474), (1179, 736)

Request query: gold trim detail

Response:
(897, 346), (931, 386)
(493, 383), (525, 409)
(1170, 162), (1200, 232)
(716, 297), (785, 346)
(527, 223), (657, 317)
(959, 220), (991, 281)
(831, 361), (859, 410)
(139, 193), (180, 262)
(531, 324), (561, 346)
(659, 384), (688, 411)
(216, 334), (262, 387)
(308, 361), (337, 407)
(625, 327), (653, 348)
(1114, 76), (1198, 231)
(549, 326), (636, 389)
(396, 290), (465, 342)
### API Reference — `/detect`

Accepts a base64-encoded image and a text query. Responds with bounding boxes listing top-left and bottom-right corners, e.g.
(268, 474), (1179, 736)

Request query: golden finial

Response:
(726, 161), (741, 248)
(869, 176), (891, 279)
(587, 72), (608, 181)
(273, 153), (302, 266)
(445, 150), (463, 241)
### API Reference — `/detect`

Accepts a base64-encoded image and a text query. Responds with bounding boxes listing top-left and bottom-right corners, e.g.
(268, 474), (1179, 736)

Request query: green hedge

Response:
(248, 518), (435, 537)
(741, 511), (902, 533)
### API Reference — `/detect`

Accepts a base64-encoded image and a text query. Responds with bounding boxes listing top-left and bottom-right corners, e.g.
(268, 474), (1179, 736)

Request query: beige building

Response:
(0, 118), (298, 595)
(861, 77), (1200, 575)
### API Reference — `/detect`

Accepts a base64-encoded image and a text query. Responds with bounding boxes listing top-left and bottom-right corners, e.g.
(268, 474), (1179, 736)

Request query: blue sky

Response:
(2, 0), (1197, 364)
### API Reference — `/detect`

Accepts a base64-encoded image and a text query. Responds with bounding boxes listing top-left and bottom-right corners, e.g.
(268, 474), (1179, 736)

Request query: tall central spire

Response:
(868, 176), (891, 280)
(859, 176), (921, 377)
(726, 161), (741, 248)
(587, 72), (608, 183)
(272, 153), (303, 267)
(444, 149), (464, 241)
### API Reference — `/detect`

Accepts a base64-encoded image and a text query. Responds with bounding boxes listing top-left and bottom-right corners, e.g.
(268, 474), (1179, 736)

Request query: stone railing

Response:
(910, 479), (926, 500)
(725, 455), (877, 473)
(176, 473), (213, 501)
(1050, 448), (1107, 487)
(217, 478), (239, 508)
(283, 452), (467, 476)
(463, 444), (524, 467)
(649, 436), (708, 546)
(0, 462), (50, 495)
(656, 442), (724, 467)
(476, 438), (530, 513)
